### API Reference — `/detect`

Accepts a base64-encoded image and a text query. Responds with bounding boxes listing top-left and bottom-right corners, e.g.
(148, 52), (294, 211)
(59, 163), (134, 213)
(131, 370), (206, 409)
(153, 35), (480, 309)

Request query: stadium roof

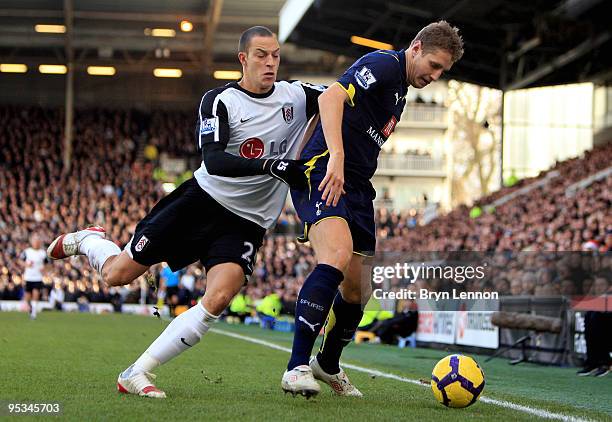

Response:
(0, 0), (332, 79)
(1, 0), (609, 98)
(279, 0), (612, 89)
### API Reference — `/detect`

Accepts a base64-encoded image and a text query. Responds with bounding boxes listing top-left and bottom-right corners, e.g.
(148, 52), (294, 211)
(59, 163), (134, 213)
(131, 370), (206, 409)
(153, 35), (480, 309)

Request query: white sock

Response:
(31, 300), (38, 317)
(80, 236), (121, 274)
(131, 303), (219, 374)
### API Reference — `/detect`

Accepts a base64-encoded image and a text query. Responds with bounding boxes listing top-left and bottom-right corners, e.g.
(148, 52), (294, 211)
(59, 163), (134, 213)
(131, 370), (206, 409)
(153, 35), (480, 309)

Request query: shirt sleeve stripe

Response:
(334, 81), (356, 107)
(198, 94), (205, 148)
(212, 95), (221, 143)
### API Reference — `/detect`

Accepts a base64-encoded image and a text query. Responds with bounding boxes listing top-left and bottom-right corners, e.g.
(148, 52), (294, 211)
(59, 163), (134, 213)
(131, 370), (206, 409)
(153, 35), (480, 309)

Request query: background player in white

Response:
(21, 234), (48, 319)
(47, 26), (323, 398)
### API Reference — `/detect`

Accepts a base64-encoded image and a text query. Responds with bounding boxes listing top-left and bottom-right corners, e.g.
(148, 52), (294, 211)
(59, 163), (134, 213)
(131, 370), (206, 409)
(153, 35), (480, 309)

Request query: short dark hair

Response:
(239, 26), (275, 52)
(410, 20), (464, 62)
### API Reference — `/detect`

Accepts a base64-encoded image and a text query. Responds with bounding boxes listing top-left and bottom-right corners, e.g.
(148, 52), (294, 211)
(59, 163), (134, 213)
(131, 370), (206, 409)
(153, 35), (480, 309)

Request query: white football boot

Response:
(117, 366), (166, 399)
(310, 356), (363, 397)
(47, 226), (106, 260)
(281, 365), (320, 398)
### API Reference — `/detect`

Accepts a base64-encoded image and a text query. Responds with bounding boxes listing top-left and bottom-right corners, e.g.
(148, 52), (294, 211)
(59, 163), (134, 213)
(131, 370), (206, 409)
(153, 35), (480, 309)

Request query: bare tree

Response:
(446, 80), (502, 206)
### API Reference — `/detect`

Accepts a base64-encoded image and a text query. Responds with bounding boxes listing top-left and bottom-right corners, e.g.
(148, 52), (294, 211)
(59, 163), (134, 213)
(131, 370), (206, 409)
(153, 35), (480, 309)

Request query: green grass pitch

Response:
(0, 312), (610, 421)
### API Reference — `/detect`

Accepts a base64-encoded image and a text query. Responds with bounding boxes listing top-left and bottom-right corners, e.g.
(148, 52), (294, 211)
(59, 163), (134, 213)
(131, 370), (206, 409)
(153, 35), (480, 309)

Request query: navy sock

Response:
(316, 293), (364, 374)
(287, 264), (344, 370)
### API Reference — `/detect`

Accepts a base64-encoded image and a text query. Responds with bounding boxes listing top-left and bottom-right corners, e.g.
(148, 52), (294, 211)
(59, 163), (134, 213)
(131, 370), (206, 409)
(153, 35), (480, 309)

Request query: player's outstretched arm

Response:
(202, 142), (266, 177)
(318, 83), (348, 206)
(202, 143), (307, 189)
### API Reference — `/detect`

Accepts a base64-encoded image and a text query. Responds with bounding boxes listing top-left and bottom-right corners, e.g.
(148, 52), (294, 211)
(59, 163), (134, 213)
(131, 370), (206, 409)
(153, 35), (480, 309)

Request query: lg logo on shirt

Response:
(238, 138), (288, 158)
(239, 138), (265, 158)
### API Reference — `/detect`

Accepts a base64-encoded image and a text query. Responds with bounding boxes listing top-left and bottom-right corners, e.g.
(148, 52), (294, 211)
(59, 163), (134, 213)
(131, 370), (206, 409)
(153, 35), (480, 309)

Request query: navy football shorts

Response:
(291, 151), (376, 256)
(125, 178), (265, 275)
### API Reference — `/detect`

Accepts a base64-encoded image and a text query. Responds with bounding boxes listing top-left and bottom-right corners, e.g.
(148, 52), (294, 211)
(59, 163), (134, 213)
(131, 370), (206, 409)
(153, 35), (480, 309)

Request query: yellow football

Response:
(431, 354), (485, 408)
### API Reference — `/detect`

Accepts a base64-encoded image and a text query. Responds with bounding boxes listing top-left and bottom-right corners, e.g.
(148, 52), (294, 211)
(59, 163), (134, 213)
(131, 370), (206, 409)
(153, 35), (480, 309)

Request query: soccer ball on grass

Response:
(431, 354), (485, 408)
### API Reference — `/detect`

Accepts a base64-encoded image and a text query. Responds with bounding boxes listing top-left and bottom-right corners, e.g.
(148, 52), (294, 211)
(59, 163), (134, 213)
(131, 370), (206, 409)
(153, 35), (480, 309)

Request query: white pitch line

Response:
(210, 328), (593, 422)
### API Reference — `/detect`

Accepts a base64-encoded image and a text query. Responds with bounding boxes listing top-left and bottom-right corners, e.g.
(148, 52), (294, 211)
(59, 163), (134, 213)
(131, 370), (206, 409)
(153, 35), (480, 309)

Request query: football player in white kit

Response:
(46, 26), (323, 398)
(20, 234), (49, 319)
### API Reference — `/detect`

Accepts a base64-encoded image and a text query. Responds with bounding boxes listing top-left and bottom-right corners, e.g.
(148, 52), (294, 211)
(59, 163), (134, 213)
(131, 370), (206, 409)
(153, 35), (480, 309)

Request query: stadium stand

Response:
(384, 142), (611, 253)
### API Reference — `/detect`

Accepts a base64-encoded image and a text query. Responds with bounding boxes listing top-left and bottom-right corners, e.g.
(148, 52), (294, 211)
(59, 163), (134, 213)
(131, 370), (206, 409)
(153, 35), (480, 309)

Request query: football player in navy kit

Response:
(47, 26), (323, 398)
(282, 21), (464, 397)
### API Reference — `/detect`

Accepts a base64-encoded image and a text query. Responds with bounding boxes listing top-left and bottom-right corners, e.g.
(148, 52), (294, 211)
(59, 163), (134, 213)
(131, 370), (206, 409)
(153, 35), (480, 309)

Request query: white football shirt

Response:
(194, 80), (323, 229)
(21, 248), (47, 282)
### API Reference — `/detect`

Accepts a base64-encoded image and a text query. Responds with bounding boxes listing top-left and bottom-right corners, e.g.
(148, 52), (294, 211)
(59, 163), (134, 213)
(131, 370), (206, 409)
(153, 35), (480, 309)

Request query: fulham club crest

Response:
(281, 103), (294, 124)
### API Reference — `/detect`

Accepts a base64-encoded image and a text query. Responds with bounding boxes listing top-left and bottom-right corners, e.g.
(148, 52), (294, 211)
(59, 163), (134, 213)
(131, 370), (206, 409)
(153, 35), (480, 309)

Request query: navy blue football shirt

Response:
(300, 49), (409, 183)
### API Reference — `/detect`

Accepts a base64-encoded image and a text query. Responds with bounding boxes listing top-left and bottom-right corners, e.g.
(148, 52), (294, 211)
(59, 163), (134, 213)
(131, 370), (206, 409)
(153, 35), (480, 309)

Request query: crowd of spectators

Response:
(0, 106), (610, 312)
(381, 142), (612, 253)
(146, 110), (198, 158)
(0, 106), (165, 306)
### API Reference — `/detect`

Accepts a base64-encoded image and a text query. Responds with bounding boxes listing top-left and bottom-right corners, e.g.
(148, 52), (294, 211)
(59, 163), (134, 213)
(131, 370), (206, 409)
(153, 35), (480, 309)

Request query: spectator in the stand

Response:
(174, 282), (191, 307)
(143, 144), (159, 162)
(510, 279), (523, 296)
(64, 282), (78, 302)
(294, 256), (310, 278)
(180, 267), (196, 294)
(88, 281), (110, 303)
(159, 263), (180, 317)
(256, 288), (282, 329)
(49, 280), (65, 311)
(227, 286), (253, 322)
(493, 278), (509, 295)
(577, 273), (611, 377)
(110, 289), (123, 313)
(534, 283), (557, 296)
(504, 170), (519, 187)
(1, 280), (21, 301)
(520, 272), (536, 295)
(77, 294), (90, 313)
(370, 300), (418, 345)
(601, 231), (611, 253)
(191, 280), (206, 305)
(559, 279), (576, 296)
(358, 297), (394, 342)
(281, 287), (298, 316)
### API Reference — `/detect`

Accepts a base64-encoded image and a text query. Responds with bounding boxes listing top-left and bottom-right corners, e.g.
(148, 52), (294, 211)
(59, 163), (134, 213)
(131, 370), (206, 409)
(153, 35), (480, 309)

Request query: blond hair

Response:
(410, 20), (464, 62)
